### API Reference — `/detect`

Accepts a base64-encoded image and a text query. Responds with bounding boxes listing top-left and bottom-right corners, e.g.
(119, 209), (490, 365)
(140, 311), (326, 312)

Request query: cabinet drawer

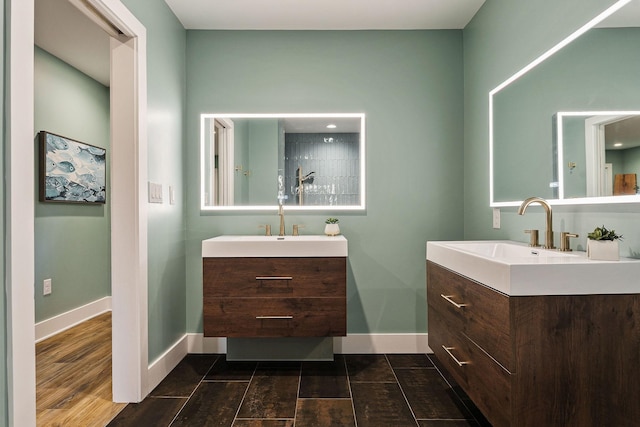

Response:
(460, 336), (511, 427)
(204, 297), (346, 337)
(427, 261), (512, 370)
(428, 304), (469, 389)
(429, 309), (511, 427)
(204, 257), (346, 298)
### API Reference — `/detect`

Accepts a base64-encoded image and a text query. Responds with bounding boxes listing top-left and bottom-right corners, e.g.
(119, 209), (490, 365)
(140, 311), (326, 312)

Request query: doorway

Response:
(6, 0), (149, 425)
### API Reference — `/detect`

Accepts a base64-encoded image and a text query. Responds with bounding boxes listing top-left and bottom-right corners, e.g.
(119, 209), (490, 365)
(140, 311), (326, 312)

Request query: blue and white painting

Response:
(41, 132), (106, 203)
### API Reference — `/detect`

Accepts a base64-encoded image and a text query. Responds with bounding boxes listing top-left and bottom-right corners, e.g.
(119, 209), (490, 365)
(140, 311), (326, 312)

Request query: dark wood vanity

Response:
(204, 257), (346, 337)
(427, 260), (640, 427)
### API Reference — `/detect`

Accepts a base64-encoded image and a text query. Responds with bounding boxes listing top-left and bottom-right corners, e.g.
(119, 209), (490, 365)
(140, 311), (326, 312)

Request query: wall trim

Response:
(186, 333), (431, 355)
(147, 335), (188, 393)
(35, 297), (112, 343)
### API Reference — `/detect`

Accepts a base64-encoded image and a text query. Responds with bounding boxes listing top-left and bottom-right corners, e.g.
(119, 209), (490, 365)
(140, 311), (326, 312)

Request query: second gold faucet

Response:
(517, 196), (555, 249)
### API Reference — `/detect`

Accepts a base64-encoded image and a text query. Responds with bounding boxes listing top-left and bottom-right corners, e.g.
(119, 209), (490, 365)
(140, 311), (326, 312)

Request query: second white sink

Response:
(427, 240), (640, 296)
(202, 235), (348, 258)
(443, 241), (578, 260)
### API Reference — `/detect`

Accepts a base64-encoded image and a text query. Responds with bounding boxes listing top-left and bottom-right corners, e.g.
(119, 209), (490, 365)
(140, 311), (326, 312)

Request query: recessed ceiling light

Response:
(614, 142), (623, 147)
(326, 124), (337, 129)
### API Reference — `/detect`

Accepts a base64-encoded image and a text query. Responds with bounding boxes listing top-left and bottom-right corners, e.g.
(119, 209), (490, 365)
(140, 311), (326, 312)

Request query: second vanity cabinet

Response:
(427, 260), (640, 427)
(204, 257), (346, 337)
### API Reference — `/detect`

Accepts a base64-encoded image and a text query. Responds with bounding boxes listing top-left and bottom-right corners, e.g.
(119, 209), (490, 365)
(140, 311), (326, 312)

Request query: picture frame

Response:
(39, 131), (107, 204)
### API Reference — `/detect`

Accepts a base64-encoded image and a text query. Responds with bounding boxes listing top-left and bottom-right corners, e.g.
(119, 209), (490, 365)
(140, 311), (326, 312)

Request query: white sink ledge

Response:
(203, 235), (348, 258)
(427, 240), (640, 296)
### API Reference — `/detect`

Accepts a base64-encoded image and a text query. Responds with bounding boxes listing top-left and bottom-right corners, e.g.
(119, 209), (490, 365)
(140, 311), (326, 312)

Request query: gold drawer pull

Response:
(442, 345), (469, 367)
(440, 294), (467, 308)
(256, 276), (293, 281)
(255, 316), (293, 319)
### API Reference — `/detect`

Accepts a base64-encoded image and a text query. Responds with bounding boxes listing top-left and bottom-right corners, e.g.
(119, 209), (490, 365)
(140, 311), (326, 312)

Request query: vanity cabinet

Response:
(427, 260), (640, 427)
(204, 257), (346, 338)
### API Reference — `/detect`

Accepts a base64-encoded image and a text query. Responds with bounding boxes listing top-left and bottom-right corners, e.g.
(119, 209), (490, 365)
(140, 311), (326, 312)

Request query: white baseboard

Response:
(185, 333), (431, 355)
(35, 296), (112, 342)
(147, 335), (189, 394)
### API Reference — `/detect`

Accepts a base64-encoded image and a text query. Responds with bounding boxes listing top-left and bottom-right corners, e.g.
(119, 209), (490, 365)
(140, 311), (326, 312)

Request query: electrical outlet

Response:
(492, 208), (501, 229)
(43, 278), (52, 295)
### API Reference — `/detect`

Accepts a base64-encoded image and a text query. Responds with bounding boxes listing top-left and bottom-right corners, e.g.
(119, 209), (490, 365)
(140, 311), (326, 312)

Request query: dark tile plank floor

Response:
(108, 353), (491, 427)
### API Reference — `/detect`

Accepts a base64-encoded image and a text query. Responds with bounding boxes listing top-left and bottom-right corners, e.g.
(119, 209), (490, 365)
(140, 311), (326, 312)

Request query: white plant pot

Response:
(324, 224), (340, 236)
(587, 240), (619, 261)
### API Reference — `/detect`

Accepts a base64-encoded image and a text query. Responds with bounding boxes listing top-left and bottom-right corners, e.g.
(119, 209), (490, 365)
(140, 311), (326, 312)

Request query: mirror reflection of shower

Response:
(294, 167), (315, 205)
(285, 132), (360, 206)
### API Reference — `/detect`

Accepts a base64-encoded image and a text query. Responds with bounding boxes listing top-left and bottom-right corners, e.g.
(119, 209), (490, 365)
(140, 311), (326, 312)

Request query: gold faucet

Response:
(278, 203), (285, 236)
(517, 197), (555, 249)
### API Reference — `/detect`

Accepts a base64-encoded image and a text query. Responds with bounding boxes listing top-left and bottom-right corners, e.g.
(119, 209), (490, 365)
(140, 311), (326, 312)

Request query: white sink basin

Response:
(202, 235), (348, 258)
(427, 240), (640, 296)
(443, 241), (579, 260)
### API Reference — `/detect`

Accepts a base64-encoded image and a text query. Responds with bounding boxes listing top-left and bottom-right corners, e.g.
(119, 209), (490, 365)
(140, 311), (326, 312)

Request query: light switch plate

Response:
(148, 182), (163, 203)
(492, 208), (501, 229)
(43, 278), (52, 295)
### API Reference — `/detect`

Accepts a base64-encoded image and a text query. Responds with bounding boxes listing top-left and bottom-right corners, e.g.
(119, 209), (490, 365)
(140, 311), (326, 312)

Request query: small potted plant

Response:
(324, 218), (340, 236)
(587, 225), (622, 261)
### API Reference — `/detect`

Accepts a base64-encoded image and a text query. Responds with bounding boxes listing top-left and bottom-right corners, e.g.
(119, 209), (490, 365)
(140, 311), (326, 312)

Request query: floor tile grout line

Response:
(292, 363), (302, 427)
(385, 354), (421, 427)
(231, 359), (259, 426)
(344, 355), (359, 427)
(167, 355), (220, 427)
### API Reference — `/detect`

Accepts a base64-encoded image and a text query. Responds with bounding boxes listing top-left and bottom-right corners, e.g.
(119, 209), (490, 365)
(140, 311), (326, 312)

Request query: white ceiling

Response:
(165, 0), (486, 30)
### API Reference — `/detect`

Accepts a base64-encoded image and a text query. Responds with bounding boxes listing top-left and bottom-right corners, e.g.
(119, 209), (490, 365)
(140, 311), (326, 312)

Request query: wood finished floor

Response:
(108, 353), (492, 427)
(36, 312), (126, 427)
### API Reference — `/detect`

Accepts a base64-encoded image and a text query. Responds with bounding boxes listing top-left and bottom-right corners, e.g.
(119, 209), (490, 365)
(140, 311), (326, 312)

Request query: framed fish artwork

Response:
(38, 131), (107, 204)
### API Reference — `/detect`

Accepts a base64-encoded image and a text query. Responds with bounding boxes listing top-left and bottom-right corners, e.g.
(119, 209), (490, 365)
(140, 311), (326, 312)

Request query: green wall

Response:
(186, 30), (464, 334)
(464, 0), (640, 256)
(121, 0), (187, 362)
(34, 46), (111, 322)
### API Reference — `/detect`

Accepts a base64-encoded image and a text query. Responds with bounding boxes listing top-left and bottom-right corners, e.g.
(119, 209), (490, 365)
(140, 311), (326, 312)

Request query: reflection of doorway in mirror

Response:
(605, 163), (613, 196)
(582, 113), (640, 197)
(206, 118), (235, 206)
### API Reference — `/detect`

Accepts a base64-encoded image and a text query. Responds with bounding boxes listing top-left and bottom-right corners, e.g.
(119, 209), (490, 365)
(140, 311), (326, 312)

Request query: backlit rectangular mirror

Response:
(490, 0), (640, 206)
(200, 113), (366, 211)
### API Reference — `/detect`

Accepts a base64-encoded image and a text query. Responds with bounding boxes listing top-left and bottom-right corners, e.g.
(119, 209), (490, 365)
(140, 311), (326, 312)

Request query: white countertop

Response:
(203, 235), (348, 258)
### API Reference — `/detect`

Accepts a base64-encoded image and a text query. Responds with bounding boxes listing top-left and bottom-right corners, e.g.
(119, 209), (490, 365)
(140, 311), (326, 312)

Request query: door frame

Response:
(6, 0), (148, 424)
